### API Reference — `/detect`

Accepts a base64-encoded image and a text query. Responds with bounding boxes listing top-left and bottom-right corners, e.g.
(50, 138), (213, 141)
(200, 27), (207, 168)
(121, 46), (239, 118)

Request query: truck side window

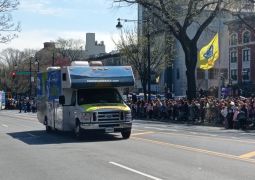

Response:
(71, 91), (76, 106)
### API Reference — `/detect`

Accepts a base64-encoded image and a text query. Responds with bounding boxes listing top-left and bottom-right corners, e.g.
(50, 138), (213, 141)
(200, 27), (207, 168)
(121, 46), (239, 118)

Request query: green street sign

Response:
(16, 71), (31, 75)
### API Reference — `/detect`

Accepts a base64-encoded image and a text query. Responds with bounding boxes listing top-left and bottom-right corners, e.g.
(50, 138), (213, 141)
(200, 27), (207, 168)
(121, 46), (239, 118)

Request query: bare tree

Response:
(225, 0), (255, 33)
(55, 38), (84, 62)
(0, 0), (20, 43)
(114, 27), (171, 99)
(114, 0), (229, 99)
(0, 48), (36, 95)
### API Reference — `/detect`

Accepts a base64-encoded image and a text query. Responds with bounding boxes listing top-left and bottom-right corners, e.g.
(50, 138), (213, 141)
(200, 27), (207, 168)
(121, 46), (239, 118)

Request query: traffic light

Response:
(11, 72), (16, 80)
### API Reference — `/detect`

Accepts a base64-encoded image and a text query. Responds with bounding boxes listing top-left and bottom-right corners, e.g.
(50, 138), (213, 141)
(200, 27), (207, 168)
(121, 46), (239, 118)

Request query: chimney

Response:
(44, 42), (55, 49)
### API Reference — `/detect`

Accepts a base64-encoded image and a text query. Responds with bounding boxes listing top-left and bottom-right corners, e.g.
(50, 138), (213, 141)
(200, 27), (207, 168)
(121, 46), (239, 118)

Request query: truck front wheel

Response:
(121, 129), (131, 139)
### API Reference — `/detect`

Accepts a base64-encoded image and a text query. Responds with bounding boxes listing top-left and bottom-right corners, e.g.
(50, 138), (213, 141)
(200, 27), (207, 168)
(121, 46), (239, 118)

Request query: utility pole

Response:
(52, 52), (55, 66)
(147, 30), (151, 101)
(29, 57), (32, 99)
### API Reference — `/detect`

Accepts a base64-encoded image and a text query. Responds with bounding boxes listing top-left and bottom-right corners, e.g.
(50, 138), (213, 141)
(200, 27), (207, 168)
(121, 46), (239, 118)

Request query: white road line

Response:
(167, 129), (179, 132)
(132, 129), (147, 132)
(27, 133), (37, 137)
(230, 137), (238, 139)
(145, 127), (220, 138)
(208, 134), (218, 137)
(2, 124), (8, 128)
(190, 132), (198, 135)
(240, 133), (255, 136)
(144, 126), (178, 132)
(198, 133), (218, 137)
(1, 114), (38, 122)
(109, 162), (163, 180)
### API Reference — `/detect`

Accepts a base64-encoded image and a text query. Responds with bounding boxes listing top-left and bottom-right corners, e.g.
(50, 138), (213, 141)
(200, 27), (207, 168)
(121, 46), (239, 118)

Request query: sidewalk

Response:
(134, 117), (255, 133)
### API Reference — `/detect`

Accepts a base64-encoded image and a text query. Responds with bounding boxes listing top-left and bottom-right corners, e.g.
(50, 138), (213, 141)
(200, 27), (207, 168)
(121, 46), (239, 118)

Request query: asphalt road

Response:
(0, 110), (255, 180)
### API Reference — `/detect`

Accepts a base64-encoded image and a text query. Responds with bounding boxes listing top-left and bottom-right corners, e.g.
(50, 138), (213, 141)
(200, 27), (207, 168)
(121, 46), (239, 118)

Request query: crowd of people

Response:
(126, 95), (255, 130)
(5, 98), (37, 113)
(17, 99), (37, 113)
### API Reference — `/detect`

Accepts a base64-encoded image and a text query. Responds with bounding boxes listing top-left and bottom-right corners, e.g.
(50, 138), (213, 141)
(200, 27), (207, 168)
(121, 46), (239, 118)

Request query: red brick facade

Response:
(227, 17), (255, 86)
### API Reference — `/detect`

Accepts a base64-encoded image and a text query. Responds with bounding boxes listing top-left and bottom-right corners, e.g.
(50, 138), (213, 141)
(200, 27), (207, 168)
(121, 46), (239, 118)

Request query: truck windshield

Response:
(78, 88), (123, 105)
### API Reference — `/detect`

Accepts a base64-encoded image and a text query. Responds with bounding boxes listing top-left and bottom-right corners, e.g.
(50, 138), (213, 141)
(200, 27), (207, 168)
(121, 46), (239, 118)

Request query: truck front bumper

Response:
(80, 121), (132, 133)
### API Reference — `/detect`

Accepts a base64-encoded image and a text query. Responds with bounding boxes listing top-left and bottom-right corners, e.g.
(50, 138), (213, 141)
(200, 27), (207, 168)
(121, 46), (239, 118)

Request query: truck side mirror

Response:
(59, 95), (65, 105)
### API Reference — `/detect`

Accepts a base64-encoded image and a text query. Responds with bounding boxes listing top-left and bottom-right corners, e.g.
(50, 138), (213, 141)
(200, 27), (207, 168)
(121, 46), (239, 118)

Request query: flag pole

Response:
(217, 8), (222, 99)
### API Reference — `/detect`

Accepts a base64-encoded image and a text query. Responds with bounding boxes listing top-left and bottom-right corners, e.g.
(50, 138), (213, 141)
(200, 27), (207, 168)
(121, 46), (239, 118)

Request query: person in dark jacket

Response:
(238, 104), (248, 130)
(226, 102), (235, 129)
(18, 99), (23, 113)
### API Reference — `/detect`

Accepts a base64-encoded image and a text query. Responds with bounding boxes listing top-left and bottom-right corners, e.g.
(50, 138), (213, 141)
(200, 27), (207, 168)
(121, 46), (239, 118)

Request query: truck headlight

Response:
(124, 111), (132, 121)
(81, 112), (92, 121)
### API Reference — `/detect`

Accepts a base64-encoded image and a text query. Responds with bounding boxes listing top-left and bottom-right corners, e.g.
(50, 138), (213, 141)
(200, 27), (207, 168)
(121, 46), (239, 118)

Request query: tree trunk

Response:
(185, 45), (198, 100)
(141, 80), (147, 101)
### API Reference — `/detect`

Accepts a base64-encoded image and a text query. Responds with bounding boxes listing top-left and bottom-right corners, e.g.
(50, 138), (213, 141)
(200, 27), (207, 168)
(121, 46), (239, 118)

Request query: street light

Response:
(116, 18), (151, 101)
(219, 72), (225, 98)
(29, 57), (32, 98)
(13, 63), (18, 98)
(28, 56), (40, 98)
(52, 52), (55, 66)
(34, 56), (39, 72)
(14, 63), (18, 71)
(34, 56), (39, 97)
(116, 18), (123, 29)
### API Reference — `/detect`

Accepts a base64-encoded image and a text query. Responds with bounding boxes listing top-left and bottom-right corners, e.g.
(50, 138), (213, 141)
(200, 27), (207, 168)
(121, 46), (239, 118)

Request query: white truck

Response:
(37, 61), (134, 139)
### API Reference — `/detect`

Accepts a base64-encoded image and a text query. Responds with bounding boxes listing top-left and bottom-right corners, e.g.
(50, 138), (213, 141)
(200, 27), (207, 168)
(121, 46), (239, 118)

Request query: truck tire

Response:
(74, 120), (82, 139)
(121, 129), (131, 139)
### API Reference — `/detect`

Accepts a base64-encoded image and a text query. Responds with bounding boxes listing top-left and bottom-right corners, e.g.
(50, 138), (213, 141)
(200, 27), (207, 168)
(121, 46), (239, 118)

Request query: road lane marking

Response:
(0, 114), (38, 123)
(132, 137), (255, 164)
(27, 133), (37, 137)
(132, 129), (147, 132)
(2, 124), (8, 128)
(109, 162), (163, 180)
(132, 131), (154, 136)
(190, 132), (198, 135)
(145, 127), (218, 137)
(239, 151), (255, 159)
(138, 129), (255, 145)
(144, 126), (179, 132)
(197, 133), (218, 137)
(161, 131), (255, 144)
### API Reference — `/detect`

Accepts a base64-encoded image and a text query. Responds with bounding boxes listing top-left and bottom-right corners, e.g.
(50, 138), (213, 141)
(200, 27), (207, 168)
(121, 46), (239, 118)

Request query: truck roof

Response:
(67, 66), (134, 88)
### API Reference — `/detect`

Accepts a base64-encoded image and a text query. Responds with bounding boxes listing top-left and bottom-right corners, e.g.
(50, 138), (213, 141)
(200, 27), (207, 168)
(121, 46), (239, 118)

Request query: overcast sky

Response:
(0, 0), (137, 52)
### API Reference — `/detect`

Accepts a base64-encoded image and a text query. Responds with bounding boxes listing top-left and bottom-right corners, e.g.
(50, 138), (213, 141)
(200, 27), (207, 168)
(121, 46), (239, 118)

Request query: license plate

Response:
(105, 128), (114, 133)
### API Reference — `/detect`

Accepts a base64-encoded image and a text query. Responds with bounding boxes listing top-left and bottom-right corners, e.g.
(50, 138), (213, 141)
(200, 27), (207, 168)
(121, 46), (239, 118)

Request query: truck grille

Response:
(97, 111), (121, 122)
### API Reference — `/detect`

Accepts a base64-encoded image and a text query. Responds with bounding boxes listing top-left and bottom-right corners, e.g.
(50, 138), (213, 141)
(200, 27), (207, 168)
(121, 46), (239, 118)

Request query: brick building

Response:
(226, 16), (255, 96)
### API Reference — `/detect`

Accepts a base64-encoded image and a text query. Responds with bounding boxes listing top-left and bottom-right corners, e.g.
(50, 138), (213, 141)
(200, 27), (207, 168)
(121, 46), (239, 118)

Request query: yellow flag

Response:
(199, 33), (219, 70)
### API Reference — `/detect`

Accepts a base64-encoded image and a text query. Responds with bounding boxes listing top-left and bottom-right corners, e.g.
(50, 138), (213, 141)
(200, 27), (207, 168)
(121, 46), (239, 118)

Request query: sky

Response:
(0, 0), (137, 53)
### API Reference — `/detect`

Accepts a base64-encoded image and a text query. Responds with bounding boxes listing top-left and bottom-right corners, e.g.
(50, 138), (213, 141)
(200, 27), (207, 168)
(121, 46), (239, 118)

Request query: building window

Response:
(230, 69), (237, 81)
(230, 51), (237, 63)
(242, 69), (250, 81)
(242, 49), (250, 62)
(230, 33), (238, 46)
(197, 68), (205, 80)
(176, 69), (180, 80)
(242, 68), (250, 81)
(243, 31), (250, 44)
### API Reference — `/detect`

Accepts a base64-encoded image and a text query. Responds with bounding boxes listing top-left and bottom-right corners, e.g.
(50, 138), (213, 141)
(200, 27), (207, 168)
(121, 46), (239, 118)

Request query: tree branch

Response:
(193, 0), (221, 43)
